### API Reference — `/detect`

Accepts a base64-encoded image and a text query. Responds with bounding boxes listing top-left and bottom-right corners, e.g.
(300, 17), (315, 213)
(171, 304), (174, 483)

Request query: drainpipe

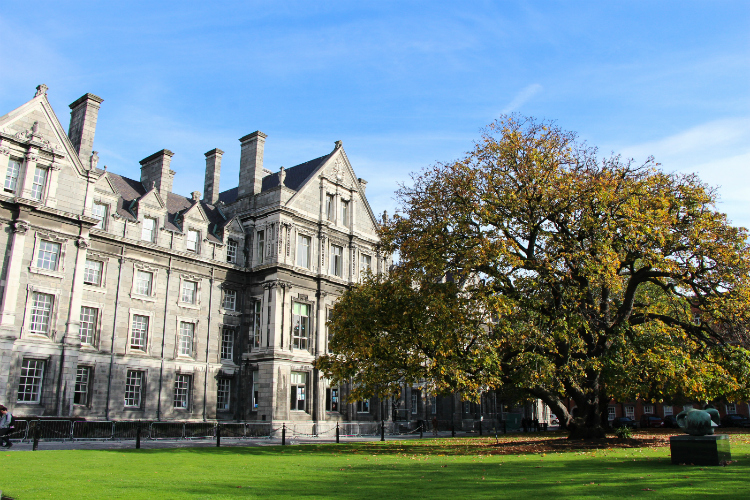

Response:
(104, 245), (125, 420)
(156, 257), (173, 420)
(203, 268), (214, 421)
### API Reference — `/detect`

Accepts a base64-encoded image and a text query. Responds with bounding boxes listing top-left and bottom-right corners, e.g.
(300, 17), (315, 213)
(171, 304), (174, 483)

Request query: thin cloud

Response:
(501, 83), (543, 114)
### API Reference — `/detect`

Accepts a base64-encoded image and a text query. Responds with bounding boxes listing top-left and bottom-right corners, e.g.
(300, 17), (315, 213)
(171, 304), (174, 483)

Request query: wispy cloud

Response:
(501, 84), (543, 114)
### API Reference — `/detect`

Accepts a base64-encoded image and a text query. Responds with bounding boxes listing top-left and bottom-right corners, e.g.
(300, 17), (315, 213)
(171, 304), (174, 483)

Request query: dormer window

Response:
(4, 159), (20, 194)
(92, 202), (107, 230)
(326, 194), (334, 221)
(142, 217), (156, 242)
(187, 230), (200, 253)
(340, 200), (349, 227)
(226, 240), (238, 263)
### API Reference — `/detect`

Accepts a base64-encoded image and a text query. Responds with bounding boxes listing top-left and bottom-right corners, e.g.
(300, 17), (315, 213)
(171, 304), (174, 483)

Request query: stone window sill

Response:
(29, 266), (64, 279)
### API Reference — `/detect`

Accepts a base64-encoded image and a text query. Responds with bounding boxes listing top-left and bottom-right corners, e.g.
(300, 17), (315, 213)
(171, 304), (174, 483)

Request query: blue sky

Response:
(1, 1), (748, 226)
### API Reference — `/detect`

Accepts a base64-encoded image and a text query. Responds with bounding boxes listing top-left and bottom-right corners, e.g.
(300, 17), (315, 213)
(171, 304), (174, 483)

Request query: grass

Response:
(1, 433), (749, 499)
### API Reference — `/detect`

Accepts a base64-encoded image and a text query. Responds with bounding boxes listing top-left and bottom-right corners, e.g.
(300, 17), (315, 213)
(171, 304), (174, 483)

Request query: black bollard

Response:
(419, 423), (423, 439)
(32, 420), (40, 451)
(136, 420), (141, 449)
(336, 422), (340, 444)
(381, 419), (385, 442)
(216, 424), (221, 448)
(282, 423), (286, 446)
(451, 424), (455, 437)
(494, 423), (498, 443)
(479, 420), (483, 436)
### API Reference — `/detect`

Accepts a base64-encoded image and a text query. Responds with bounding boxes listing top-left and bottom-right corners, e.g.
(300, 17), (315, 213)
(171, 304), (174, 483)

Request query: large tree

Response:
(316, 116), (750, 438)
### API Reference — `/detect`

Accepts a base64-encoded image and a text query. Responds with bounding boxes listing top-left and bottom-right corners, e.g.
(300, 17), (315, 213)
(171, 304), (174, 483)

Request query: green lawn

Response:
(1, 435), (749, 499)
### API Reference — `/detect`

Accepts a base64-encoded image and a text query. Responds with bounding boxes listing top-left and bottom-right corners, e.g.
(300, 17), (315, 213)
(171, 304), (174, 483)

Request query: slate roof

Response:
(97, 149), (333, 243)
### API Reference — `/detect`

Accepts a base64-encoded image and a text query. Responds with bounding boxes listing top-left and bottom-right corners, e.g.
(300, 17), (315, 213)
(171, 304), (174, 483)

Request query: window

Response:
(411, 393), (418, 414)
(124, 370), (143, 407)
(326, 308), (333, 354)
(4, 159), (20, 193)
(17, 359), (44, 403)
(625, 405), (635, 418)
(178, 322), (195, 357)
(220, 327), (234, 361)
(726, 403), (737, 414)
(340, 200), (349, 227)
(36, 240), (61, 270)
(608, 407), (616, 421)
(174, 374), (191, 409)
(430, 395), (437, 415)
(251, 301), (262, 348)
(360, 254), (372, 274)
(290, 371), (307, 411)
(186, 229), (200, 252)
(226, 240), (238, 263)
(181, 280), (197, 304)
(326, 194), (334, 221)
(256, 230), (265, 264)
(643, 404), (654, 414)
(130, 314), (149, 351)
(92, 202), (107, 230)
(292, 302), (310, 350)
(74, 366), (91, 405)
(330, 245), (342, 277)
(326, 387), (339, 412)
(217, 379), (231, 411)
(297, 234), (311, 268)
(663, 405), (673, 416)
(252, 373), (259, 409)
(357, 400), (370, 413)
(134, 270), (153, 296)
(30, 166), (48, 201)
(29, 292), (53, 334)
(223, 289), (237, 311)
(79, 306), (98, 345)
(83, 259), (103, 286)
(141, 217), (156, 242)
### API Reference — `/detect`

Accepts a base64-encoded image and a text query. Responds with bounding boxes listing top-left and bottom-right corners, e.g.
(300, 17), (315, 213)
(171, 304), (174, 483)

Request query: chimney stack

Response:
(139, 149), (175, 194)
(68, 93), (104, 167)
(238, 131), (267, 198)
(203, 148), (224, 205)
(358, 178), (367, 194)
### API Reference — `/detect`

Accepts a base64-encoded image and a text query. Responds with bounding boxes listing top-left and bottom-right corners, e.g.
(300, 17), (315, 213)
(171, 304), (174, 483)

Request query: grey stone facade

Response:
(0, 85), (391, 423)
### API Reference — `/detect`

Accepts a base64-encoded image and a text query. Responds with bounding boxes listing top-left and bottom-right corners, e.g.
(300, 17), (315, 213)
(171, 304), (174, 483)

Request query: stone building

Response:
(0, 85), (389, 423)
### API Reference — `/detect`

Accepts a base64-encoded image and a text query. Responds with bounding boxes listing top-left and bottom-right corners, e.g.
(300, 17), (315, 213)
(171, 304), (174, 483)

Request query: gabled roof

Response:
(217, 151), (335, 204)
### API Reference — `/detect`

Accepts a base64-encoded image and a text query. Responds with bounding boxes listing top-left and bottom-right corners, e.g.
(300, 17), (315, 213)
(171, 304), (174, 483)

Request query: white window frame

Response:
(17, 358), (45, 404)
(130, 264), (159, 301)
(177, 320), (196, 358)
(83, 259), (104, 286)
(73, 365), (92, 406)
(726, 403), (737, 414)
(625, 405), (635, 419)
(430, 395), (437, 415)
(297, 234), (311, 269)
(220, 326), (234, 361)
(178, 275), (201, 309)
(256, 229), (265, 265)
(30, 233), (67, 279)
(251, 301), (262, 349)
(290, 371), (307, 412)
(181, 280), (198, 304)
(127, 310), (152, 354)
(663, 405), (673, 416)
(222, 289), (237, 311)
(186, 229), (200, 253)
(141, 217), (157, 243)
(124, 370), (144, 408)
(292, 301), (311, 350)
(360, 254), (372, 275)
(330, 244), (343, 277)
(79, 305), (99, 346)
(30, 165), (48, 201)
(217, 378), (231, 411)
(92, 201), (108, 230)
(29, 291), (54, 335)
(340, 199), (349, 227)
(326, 194), (334, 221)
(4, 157), (21, 194)
(173, 373), (192, 410)
(643, 404), (654, 414)
(608, 406), (616, 421)
(226, 239), (238, 264)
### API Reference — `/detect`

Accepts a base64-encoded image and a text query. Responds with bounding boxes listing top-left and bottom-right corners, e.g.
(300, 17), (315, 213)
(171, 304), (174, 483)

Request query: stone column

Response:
(0, 216), (30, 329)
(64, 237), (89, 341)
(44, 159), (62, 208)
(20, 149), (38, 200)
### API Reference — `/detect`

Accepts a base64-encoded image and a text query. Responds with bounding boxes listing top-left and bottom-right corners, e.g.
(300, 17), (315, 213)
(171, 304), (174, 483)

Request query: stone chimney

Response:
(203, 148), (223, 205)
(358, 178), (367, 194)
(238, 131), (267, 198)
(68, 93), (104, 167)
(139, 149), (175, 193)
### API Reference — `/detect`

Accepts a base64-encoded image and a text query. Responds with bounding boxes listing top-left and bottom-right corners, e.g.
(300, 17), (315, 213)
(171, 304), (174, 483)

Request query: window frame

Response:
(222, 289), (237, 311)
(326, 194), (334, 221)
(607, 406), (616, 421)
(340, 199), (349, 227)
(217, 378), (231, 411)
(251, 301), (262, 349)
(30, 165), (48, 201)
(141, 217), (157, 243)
(92, 201), (108, 230)
(73, 365), (92, 406)
(292, 301), (311, 350)
(256, 230), (265, 265)
(124, 370), (145, 408)
(330, 244), (343, 277)
(625, 405), (635, 419)
(29, 291), (54, 335)
(186, 229), (200, 253)
(83, 259), (104, 286)
(173, 373), (192, 410)
(177, 320), (196, 358)
(643, 404), (654, 414)
(79, 305), (99, 346)
(17, 358), (45, 404)
(663, 405), (673, 416)
(297, 233), (311, 269)
(131, 264), (159, 301)
(4, 157), (21, 194)
(226, 239), (238, 264)
(290, 371), (307, 412)
(357, 399), (370, 413)
(128, 311), (151, 353)
(220, 326), (234, 361)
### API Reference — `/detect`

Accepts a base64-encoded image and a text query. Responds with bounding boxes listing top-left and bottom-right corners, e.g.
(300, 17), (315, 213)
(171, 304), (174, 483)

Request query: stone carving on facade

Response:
(13, 220), (29, 234)
(76, 237), (90, 249)
(35, 84), (48, 97)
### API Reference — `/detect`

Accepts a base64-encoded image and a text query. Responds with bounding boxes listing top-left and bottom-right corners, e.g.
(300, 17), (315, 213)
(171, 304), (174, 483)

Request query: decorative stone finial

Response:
(35, 84), (48, 97)
(191, 191), (201, 202)
(90, 151), (99, 170)
(279, 166), (286, 186)
(31, 121), (40, 139)
(335, 140), (343, 149)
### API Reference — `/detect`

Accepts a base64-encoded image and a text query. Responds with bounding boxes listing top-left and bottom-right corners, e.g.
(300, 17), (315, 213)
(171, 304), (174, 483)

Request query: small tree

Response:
(316, 116), (750, 438)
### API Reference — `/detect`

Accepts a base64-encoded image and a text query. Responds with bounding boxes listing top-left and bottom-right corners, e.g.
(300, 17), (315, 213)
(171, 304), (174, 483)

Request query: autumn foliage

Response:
(316, 116), (750, 438)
